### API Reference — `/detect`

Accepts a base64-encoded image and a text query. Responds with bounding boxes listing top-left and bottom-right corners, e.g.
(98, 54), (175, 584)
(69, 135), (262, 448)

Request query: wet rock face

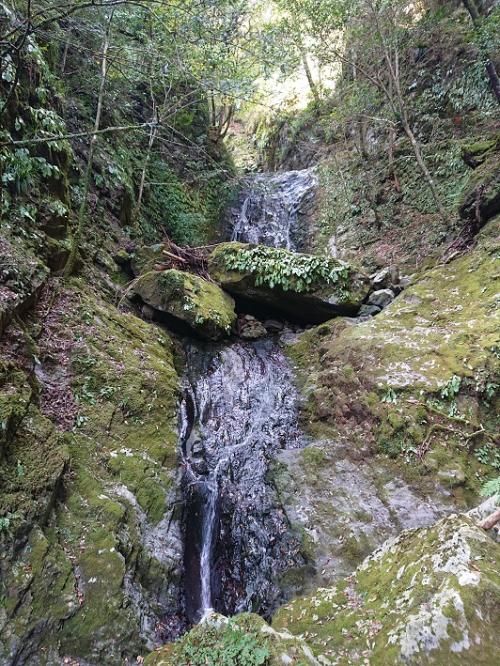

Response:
(180, 339), (307, 622)
(275, 440), (455, 585)
(231, 169), (317, 251)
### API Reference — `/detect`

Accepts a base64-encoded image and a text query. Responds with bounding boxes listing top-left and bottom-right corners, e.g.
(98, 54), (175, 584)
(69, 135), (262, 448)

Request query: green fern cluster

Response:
(480, 477), (500, 498)
(173, 621), (269, 666)
(222, 245), (350, 295)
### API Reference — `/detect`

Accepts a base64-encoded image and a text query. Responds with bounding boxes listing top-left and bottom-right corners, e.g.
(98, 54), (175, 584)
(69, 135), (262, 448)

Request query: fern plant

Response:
(222, 245), (350, 295)
(480, 477), (500, 498)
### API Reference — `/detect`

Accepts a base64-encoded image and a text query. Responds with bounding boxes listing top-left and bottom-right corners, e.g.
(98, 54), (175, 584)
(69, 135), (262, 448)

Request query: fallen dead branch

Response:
(478, 508), (500, 531)
(154, 238), (214, 282)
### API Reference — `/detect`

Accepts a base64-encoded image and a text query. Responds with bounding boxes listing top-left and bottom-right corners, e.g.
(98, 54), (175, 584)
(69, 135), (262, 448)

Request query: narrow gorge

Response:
(1, 1), (499, 665)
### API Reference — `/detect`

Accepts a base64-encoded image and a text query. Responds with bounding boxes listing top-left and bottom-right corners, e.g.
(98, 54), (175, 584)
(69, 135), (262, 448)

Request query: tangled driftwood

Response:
(155, 239), (215, 282)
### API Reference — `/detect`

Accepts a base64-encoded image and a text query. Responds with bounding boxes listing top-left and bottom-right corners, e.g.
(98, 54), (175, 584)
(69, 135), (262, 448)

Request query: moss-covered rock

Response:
(273, 513), (500, 665)
(0, 283), (184, 664)
(133, 268), (236, 340)
(145, 612), (320, 666)
(460, 150), (500, 223)
(208, 242), (370, 322)
(287, 216), (499, 499)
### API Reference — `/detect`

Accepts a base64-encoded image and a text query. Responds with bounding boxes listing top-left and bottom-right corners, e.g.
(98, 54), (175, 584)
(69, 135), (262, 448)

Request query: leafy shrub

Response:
(222, 245), (350, 295)
(172, 620), (269, 666)
(480, 476), (500, 498)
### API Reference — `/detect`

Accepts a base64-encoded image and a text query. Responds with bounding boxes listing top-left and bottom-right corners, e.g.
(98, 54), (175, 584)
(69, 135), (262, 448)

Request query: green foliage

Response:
(439, 374), (462, 417)
(381, 387), (398, 404)
(440, 374), (461, 398)
(171, 620), (269, 666)
(480, 477), (500, 498)
(379, 434), (417, 462)
(474, 445), (500, 471)
(0, 515), (11, 535)
(222, 245), (350, 294)
(139, 161), (231, 246)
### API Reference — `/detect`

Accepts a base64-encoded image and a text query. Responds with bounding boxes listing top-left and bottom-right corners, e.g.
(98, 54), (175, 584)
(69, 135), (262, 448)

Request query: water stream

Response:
(181, 169), (315, 622)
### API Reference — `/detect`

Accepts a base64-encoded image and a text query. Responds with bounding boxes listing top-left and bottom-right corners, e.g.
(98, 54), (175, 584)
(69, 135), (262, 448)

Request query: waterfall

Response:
(181, 169), (315, 622)
(231, 169), (316, 250)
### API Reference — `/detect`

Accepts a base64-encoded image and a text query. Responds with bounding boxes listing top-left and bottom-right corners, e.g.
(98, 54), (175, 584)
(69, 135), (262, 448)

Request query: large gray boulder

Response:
(208, 242), (371, 323)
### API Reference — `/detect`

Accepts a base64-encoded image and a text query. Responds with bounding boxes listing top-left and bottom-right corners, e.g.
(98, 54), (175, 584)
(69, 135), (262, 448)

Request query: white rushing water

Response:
(181, 169), (316, 621)
(231, 168), (316, 250)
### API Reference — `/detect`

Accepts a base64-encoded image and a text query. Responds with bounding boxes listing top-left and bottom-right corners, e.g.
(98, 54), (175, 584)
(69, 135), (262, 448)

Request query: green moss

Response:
(1, 283), (182, 664)
(338, 533), (373, 568)
(134, 268), (236, 340)
(273, 515), (500, 664)
(145, 613), (318, 666)
(300, 446), (328, 470)
(286, 217), (500, 498)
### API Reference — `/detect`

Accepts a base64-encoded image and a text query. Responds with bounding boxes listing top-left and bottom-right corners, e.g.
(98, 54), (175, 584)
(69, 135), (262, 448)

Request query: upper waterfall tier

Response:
(231, 169), (316, 250)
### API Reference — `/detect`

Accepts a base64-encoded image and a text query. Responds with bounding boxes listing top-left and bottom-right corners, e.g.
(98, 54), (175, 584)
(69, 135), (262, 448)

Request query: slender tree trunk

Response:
(371, 13), (449, 223)
(300, 45), (319, 102)
(63, 13), (112, 277)
(133, 121), (156, 225)
(60, 28), (71, 74)
(400, 112), (449, 222)
(462, 0), (500, 104)
(388, 123), (401, 193)
(132, 13), (158, 228)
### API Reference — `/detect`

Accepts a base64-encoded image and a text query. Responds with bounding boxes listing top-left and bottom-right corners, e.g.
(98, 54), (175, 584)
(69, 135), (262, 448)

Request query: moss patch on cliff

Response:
(273, 514), (500, 665)
(287, 216), (499, 501)
(0, 281), (183, 664)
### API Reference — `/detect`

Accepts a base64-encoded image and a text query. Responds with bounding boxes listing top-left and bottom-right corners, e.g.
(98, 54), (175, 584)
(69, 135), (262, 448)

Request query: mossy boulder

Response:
(208, 242), (370, 323)
(273, 513), (500, 665)
(133, 269), (237, 340)
(287, 216), (499, 500)
(145, 612), (319, 666)
(460, 150), (500, 223)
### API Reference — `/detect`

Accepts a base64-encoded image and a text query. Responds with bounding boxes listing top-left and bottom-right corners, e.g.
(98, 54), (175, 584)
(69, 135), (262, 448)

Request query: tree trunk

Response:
(61, 28), (72, 74)
(388, 124), (401, 193)
(63, 13), (112, 277)
(300, 46), (319, 102)
(133, 121), (156, 226)
(401, 114), (449, 222)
